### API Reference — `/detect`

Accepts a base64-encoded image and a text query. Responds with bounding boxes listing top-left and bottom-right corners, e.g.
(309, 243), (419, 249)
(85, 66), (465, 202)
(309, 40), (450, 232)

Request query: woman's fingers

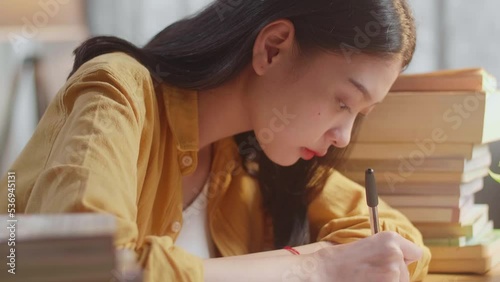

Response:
(399, 260), (411, 282)
(374, 232), (420, 282)
(318, 232), (423, 282)
(391, 233), (423, 264)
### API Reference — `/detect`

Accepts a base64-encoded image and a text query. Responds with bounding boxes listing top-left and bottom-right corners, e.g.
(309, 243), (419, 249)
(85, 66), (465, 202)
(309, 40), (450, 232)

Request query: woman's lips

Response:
(302, 148), (319, 160)
(314, 149), (328, 157)
(302, 147), (328, 160)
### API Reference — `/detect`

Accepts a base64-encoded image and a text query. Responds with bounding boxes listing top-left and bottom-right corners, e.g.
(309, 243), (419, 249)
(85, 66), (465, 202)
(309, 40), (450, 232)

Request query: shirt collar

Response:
(161, 83), (243, 177)
(162, 84), (200, 152)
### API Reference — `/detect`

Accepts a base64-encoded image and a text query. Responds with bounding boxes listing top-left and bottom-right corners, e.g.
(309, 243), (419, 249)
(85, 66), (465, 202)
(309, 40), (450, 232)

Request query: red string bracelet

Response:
(283, 246), (300, 255)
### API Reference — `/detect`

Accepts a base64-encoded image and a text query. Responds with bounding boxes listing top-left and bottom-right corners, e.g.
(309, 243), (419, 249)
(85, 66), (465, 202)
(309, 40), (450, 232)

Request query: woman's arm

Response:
(210, 241), (329, 261)
(204, 252), (309, 282)
(22, 63), (204, 282)
(203, 232), (422, 282)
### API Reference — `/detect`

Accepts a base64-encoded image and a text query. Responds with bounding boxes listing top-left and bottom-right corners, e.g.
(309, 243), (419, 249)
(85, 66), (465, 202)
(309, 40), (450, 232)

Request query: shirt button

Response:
(171, 221), (181, 233)
(181, 155), (193, 167)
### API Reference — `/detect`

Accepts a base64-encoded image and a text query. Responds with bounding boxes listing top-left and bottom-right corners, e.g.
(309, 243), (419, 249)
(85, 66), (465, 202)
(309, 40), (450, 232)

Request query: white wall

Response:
(404, 0), (442, 73)
(0, 45), (39, 175)
(87, 0), (212, 46)
(0, 0), (88, 174)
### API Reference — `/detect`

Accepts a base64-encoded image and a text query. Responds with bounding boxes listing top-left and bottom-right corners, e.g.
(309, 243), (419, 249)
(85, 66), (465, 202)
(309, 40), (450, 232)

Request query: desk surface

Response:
(424, 264), (500, 282)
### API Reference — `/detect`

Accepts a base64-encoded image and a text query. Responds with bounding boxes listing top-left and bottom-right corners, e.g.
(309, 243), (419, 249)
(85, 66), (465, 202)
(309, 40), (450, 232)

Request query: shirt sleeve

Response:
(25, 66), (204, 282)
(308, 170), (431, 282)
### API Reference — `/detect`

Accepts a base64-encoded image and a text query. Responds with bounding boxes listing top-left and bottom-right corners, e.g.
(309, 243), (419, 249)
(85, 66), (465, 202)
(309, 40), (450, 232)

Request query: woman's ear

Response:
(252, 19), (296, 76)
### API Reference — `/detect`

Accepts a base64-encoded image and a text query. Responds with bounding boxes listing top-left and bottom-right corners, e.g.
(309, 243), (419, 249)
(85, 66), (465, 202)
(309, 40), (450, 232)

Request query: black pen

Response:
(365, 168), (380, 235)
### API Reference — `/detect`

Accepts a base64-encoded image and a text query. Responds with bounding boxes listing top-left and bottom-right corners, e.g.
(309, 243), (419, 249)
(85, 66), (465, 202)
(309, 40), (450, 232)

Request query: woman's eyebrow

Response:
(348, 78), (372, 102)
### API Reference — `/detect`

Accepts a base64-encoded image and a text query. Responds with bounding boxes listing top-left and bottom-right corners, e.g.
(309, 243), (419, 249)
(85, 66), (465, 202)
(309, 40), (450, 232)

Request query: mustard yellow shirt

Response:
(0, 52), (430, 281)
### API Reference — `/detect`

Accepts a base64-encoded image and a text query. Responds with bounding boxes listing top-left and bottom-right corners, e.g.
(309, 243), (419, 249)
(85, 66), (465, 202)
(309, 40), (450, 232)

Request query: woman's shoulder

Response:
(68, 52), (153, 92)
(58, 52), (156, 125)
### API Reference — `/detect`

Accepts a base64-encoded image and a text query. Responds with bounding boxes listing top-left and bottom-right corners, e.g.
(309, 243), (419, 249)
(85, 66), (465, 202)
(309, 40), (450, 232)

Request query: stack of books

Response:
(339, 68), (500, 274)
(0, 213), (119, 282)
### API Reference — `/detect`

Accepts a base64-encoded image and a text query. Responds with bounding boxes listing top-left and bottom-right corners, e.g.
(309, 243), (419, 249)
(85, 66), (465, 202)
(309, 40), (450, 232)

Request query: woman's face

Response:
(246, 52), (402, 166)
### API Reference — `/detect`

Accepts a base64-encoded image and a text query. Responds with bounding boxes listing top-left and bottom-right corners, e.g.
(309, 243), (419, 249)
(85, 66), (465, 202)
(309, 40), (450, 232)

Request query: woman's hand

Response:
(313, 231), (423, 282)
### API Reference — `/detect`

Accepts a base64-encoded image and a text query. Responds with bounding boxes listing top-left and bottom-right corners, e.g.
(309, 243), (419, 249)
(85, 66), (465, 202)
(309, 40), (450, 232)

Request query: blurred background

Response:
(0, 0), (499, 225)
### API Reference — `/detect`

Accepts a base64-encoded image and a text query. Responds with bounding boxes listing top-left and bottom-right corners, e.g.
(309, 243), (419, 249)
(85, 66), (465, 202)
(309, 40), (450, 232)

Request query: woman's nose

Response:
(331, 129), (351, 148)
(327, 119), (355, 148)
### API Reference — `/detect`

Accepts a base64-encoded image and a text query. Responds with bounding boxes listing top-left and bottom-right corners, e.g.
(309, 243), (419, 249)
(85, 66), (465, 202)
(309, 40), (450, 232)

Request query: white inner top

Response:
(175, 181), (216, 259)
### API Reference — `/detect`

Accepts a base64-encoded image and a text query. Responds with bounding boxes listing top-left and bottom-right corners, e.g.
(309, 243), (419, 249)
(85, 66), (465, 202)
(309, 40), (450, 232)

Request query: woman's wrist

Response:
(291, 241), (334, 255)
(283, 246), (301, 255)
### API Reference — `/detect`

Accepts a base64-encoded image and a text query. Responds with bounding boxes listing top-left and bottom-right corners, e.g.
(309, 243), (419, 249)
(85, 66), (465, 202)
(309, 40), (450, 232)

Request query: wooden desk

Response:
(424, 264), (500, 282)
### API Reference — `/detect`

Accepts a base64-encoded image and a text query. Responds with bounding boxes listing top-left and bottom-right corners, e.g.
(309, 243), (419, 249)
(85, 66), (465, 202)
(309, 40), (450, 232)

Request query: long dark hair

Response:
(69, 0), (416, 249)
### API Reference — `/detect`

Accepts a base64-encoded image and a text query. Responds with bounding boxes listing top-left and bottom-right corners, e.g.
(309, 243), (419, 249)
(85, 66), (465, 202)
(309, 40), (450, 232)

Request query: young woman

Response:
(1, 0), (431, 281)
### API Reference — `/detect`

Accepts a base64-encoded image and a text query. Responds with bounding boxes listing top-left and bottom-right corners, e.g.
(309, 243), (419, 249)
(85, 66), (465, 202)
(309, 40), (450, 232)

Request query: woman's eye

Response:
(338, 100), (351, 112)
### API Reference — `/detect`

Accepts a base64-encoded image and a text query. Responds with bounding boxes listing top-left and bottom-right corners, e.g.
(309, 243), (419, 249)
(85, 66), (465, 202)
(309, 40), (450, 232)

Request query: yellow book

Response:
(340, 150), (491, 173)
(414, 205), (489, 238)
(395, 198), (474, 223)
(376, 178), (484, 196)
(0, 213), (116, 282)
(391, 68), (497, 92)
(342, 167), (489, 184)
(380, 194), (472, 208)
(429, 255), (500, 274)
(429, 230), (500, 260)
(343, 143), (488, 160)
(354, 91), (500, 144)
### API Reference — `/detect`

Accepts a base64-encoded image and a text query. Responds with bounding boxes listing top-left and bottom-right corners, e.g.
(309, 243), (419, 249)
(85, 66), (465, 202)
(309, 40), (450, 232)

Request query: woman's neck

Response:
(197, 69), (253, 149)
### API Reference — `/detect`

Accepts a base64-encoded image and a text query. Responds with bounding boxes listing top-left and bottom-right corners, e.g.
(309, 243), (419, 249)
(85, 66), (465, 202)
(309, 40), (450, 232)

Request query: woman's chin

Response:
(265, 153), (301, 167)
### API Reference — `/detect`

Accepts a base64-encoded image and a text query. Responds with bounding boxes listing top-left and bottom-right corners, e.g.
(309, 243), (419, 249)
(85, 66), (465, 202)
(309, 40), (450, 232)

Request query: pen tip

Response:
(365, 168), (379, 207)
